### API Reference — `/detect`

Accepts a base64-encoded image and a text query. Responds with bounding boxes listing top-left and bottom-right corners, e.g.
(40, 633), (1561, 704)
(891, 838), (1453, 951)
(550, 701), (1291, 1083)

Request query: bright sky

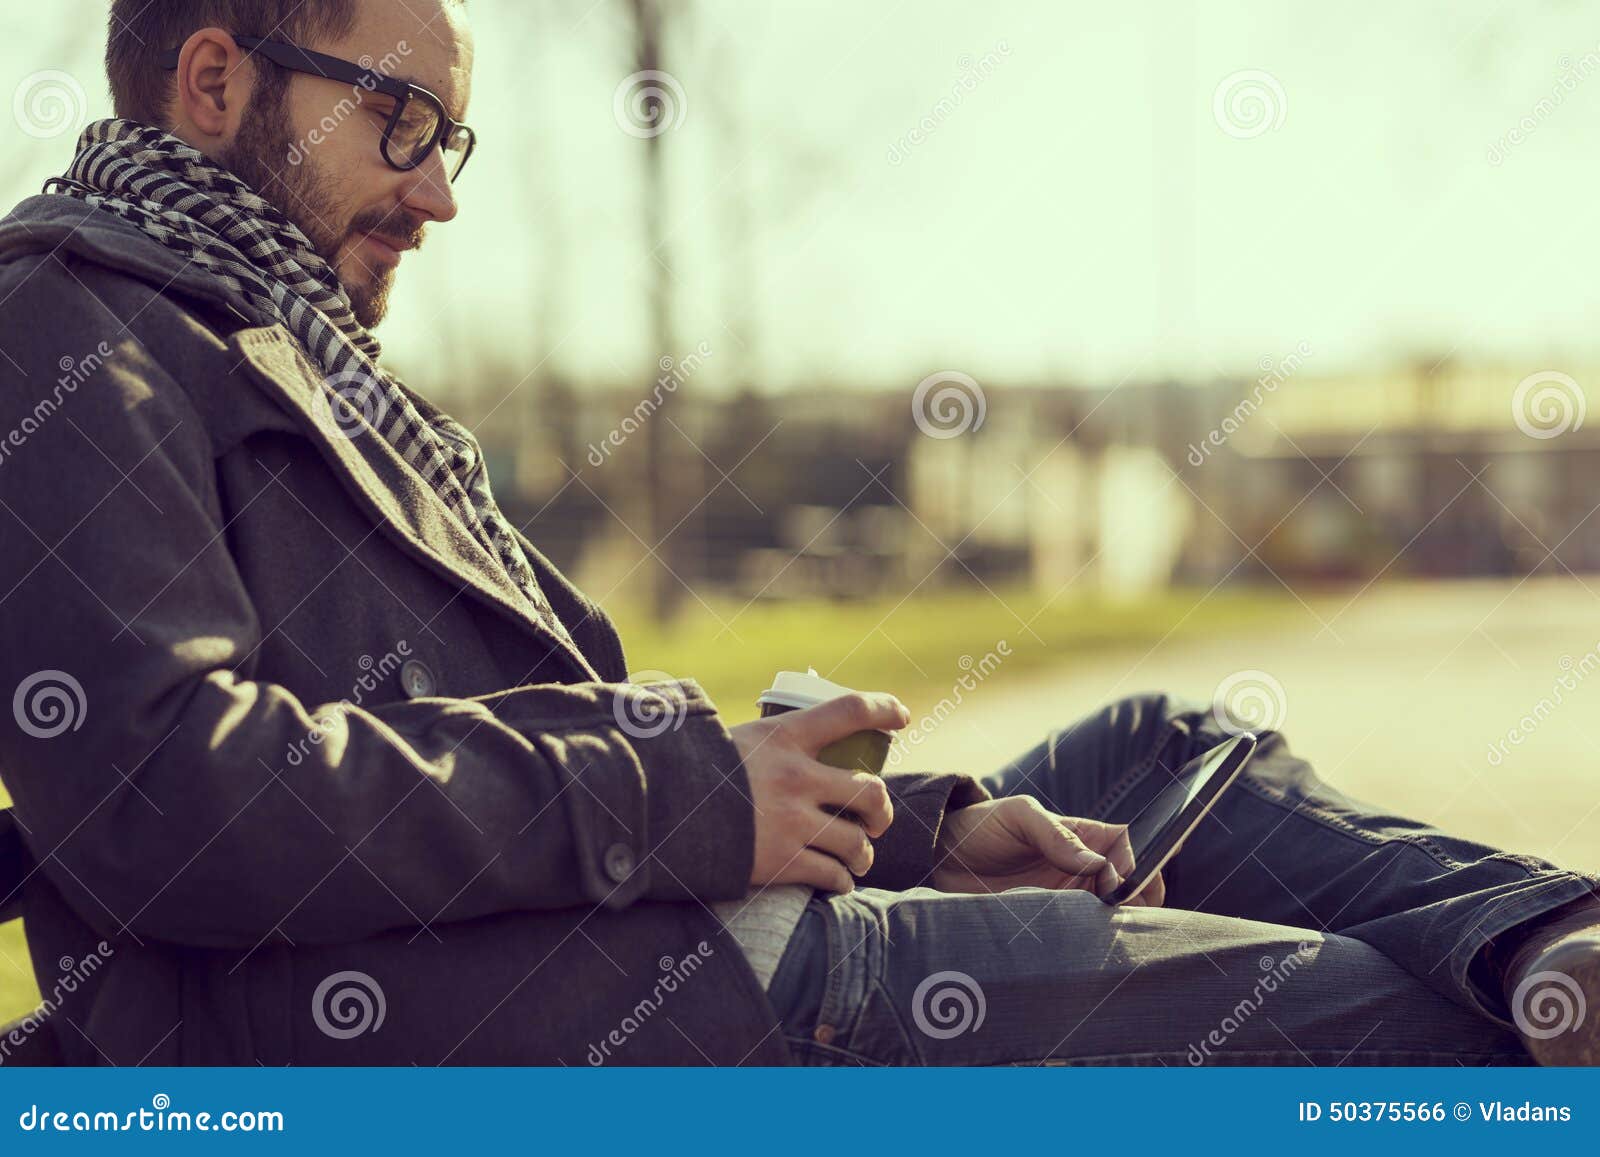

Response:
(4, 0), (1599, 395)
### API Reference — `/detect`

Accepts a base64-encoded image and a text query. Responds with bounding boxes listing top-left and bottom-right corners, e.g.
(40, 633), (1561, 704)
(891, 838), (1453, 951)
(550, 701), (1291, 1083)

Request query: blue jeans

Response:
(765, 694), (1600, 1065)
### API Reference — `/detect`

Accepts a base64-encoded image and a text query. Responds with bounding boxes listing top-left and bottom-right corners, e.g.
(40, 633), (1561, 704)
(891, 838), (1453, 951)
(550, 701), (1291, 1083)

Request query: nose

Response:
(399, 147), (460, 225)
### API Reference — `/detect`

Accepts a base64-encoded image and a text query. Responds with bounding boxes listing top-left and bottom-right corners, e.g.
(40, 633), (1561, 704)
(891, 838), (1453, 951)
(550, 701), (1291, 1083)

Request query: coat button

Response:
(813, 1024), (837, 1046)
(602, 843), (636, 883)
(399, 660), (436, 699)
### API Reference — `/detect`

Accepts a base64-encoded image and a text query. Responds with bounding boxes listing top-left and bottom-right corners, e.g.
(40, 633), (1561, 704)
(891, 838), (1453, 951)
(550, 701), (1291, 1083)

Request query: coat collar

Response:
(229, 325), (602, 682)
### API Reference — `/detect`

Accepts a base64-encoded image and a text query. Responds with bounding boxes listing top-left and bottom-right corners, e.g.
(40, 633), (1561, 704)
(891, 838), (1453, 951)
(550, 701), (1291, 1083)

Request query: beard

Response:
(219, 86), (419, 330)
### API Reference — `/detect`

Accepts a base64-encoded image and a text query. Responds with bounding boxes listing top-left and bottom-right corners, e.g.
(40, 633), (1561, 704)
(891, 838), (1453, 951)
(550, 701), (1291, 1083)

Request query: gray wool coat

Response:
(0, 195), (988, 1066)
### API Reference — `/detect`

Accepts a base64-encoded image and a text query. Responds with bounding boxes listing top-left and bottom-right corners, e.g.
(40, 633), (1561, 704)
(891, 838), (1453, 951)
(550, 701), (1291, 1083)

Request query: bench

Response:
(0, 806), (64, 1066)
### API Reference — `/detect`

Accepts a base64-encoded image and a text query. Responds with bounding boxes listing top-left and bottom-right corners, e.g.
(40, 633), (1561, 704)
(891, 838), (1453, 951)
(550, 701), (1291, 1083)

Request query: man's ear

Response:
(169, 27), (253, 140)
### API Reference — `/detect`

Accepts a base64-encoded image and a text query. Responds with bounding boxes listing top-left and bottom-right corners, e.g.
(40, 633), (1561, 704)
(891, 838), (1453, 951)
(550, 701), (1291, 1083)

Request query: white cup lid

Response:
(757, 667), (857, 712)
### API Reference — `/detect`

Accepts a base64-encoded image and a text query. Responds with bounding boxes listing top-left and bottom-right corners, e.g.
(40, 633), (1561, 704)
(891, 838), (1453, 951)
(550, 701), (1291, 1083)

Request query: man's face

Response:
(220, 0), (473, 328)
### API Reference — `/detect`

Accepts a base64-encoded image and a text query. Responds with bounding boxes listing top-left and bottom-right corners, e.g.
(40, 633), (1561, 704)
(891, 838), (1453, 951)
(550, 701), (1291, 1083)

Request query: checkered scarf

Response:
(48, 119), (575, 647)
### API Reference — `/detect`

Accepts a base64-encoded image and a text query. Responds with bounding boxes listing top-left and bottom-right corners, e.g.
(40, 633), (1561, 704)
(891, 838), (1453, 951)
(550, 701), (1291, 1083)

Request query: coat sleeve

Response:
(856, 772), (992, 891)
(0, 260), (755, 948)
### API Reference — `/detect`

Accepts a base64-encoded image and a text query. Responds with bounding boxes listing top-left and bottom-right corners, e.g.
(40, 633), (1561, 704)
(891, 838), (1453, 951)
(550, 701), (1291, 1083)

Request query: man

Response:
(0, 0), (1595, 1066)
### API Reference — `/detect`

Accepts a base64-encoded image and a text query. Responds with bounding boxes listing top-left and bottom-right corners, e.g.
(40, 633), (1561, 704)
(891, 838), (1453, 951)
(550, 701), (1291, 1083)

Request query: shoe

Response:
(1501, 897), (1600, 1066)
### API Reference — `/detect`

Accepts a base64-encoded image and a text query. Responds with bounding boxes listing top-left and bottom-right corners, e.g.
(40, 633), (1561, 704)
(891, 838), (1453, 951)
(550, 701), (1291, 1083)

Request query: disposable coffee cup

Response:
(757, 667), (893, 775)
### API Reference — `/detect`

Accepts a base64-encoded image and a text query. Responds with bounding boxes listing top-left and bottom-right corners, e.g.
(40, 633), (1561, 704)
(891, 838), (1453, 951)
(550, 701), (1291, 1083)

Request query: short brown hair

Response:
(105, 0), (357, 126)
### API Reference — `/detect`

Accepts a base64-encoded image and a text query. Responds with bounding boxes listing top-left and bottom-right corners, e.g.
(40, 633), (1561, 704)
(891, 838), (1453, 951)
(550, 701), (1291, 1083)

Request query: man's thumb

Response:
(785, 692), (908, 752)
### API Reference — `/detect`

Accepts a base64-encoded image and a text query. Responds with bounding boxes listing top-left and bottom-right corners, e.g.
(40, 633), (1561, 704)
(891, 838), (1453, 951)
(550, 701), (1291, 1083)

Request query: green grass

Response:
(0, 920), (30, 1029)
(608, 584), (1300, 720)
(0, 584), (1296, 1025)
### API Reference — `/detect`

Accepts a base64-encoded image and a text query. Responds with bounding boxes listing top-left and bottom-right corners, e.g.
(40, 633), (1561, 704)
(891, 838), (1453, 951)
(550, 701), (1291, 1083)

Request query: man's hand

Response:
(728, 693), (907, 895)
(931, 796), (1166, 907)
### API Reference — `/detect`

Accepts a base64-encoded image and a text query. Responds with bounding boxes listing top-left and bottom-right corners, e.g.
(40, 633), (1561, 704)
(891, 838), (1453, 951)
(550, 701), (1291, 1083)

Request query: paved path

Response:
(904, 577), (1600, 873)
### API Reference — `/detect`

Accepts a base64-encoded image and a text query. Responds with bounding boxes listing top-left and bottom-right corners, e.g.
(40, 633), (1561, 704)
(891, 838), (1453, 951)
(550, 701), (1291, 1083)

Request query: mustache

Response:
(349, 209), (427, 251)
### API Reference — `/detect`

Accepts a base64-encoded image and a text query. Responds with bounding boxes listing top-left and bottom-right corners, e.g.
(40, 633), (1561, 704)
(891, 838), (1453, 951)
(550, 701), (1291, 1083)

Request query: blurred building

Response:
(455, 360), (1600, 604)
(1200, 362), (1600, 581)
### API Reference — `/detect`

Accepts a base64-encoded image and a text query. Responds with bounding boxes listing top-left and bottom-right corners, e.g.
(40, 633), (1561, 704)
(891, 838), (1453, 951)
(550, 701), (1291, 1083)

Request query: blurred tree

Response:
(624, 0), (695, 622)
(706, 30), (756, 398)
(493, 0), (582, 495)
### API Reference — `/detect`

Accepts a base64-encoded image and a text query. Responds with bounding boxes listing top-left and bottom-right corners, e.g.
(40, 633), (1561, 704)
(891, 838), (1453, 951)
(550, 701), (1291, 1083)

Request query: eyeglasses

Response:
(159, 35), (477, 182)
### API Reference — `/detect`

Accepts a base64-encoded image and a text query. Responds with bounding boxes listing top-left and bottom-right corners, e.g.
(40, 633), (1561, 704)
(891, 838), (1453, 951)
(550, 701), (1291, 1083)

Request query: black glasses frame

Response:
(159, 34), (476, 181)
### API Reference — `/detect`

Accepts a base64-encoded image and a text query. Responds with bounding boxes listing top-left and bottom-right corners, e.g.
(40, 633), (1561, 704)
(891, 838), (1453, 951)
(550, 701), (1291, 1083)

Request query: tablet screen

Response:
(1127, 735), (1253, 861)
(1127, 758), (1216, 851)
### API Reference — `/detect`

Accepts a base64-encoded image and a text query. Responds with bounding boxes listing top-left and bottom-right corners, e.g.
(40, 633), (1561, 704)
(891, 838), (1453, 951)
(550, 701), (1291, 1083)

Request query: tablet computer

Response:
(1100, 732), (1257, 905)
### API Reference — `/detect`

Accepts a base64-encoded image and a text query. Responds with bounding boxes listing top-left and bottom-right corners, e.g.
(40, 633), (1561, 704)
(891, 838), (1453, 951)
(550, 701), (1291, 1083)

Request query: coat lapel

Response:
(228, 324), (602, 682)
